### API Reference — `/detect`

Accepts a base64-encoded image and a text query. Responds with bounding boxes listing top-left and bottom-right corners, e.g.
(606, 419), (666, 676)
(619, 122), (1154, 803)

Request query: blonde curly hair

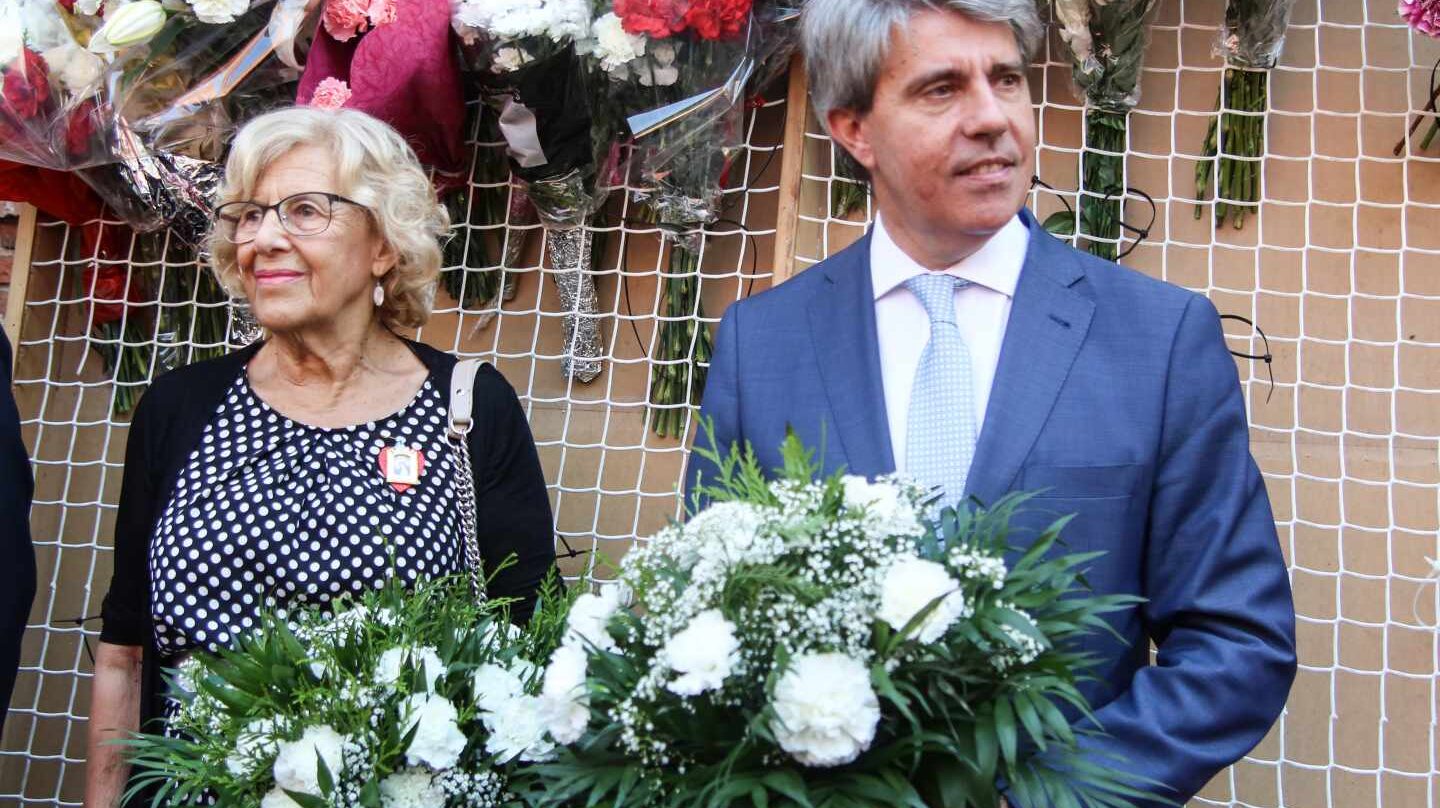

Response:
(206, 106), (450, 330)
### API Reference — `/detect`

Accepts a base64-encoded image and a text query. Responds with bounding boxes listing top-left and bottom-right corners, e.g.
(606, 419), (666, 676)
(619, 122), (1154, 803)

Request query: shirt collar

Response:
(869, 212), (1028, 301)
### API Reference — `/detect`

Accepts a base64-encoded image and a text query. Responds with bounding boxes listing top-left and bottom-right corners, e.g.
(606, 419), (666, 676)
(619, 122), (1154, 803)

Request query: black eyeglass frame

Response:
(215, 192), (368, 244)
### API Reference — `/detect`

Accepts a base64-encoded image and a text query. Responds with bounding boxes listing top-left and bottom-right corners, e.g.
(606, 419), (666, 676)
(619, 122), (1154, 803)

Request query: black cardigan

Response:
(98, 339), (556, 725)
(0, 331), (36, 735)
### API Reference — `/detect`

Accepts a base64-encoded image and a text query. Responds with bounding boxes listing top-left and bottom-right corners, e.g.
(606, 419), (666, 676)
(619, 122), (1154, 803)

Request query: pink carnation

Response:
(1400, 0), (1440, 37)
(310, 77), (353, 110)
(323, 0), (371, 42)
(368, 0), (397, 27)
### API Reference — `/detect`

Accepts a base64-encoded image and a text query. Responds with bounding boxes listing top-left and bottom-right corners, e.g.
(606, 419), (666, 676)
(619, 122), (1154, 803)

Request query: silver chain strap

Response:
(450, 428), (484, 600)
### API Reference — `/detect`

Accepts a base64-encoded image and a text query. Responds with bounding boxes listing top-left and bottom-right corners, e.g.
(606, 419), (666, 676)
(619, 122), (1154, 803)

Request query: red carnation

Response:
(681, 0), (750, 40)
(615, 0), (686, 38)
(65, 99), (97, 162)
(2, 49), (53, 121)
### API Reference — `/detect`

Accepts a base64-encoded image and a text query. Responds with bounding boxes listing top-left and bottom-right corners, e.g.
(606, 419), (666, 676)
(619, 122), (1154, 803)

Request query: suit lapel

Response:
(964, 212), (1095, 506)
(808, 235), (896, 478)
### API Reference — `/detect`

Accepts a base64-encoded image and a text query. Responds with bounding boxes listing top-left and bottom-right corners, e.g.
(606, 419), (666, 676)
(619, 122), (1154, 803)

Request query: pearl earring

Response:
(373, 282), (385, 307)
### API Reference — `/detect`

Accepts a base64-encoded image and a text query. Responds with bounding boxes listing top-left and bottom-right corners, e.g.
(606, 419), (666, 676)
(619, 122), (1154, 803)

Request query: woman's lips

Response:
(253, 269), (304, 287)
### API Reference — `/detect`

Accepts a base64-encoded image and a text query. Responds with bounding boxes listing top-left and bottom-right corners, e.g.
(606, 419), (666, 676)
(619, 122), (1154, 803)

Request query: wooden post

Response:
(4, 203), (37, 368)
(770, 56), (810, 286)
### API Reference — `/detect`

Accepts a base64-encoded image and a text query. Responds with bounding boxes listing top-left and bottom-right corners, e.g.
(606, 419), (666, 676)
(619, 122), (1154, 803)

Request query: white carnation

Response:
(379, 769), (447, 808)
(272, 724), (345, 796)
(877, 556), (969, 644)
(564, 588), (621, 652)
(637, 62), (678, 87)
(662, 609), (738, 697)
(375, 645), (447, 692)
(260, 788), (302, 808)
(490, 45), (533, 73)
(224, 716), (278, 778)
(483, 694), (557, 762)
(770, 653), (880, 767)
(470, 662), (524, 712)
(451, 0), (589, 42)
(587, 12), (644, 71)
(539, 643), (589, 744)
(402, 694), (468, 770)
(186, 0), (250, 24)
(841, 475), (923, 537)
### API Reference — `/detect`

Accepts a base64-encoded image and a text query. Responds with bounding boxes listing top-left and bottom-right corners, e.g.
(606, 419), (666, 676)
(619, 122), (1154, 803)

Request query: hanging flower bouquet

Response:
(584, 0), (771, 437)
(1, 1), (109, 171)
(452, 0), (615, 383)
(123, 573), (573, 808)
(522, 431), (1152, 807)
(1050, 0), (1160, 261)
(1193, 0), (1296, 229)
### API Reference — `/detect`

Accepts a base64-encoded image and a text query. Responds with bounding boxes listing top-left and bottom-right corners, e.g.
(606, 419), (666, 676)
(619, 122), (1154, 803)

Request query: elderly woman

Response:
(84, 107), (555, 806)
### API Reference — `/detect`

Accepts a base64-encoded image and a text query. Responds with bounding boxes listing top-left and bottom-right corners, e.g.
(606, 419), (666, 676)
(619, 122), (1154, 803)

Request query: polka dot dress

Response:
(148, 372), (464, 658)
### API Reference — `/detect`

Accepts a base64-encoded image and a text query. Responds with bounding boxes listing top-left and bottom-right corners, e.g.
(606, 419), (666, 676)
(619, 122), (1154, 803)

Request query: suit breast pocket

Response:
(1018, 463), (1144, 501)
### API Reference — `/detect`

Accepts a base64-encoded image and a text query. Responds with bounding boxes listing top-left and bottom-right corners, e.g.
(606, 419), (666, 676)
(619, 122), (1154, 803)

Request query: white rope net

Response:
(3, 1), (1439, 806)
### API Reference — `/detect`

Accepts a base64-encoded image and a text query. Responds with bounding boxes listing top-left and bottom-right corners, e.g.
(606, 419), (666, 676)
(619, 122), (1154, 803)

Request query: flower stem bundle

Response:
(648, 234), (712, 438)
(1195, 68), (1266, 229)
(1079, 109), (1126, 260)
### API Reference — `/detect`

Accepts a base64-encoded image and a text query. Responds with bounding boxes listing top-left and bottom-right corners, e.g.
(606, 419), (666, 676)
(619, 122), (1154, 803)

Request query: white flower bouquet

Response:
(122, 573), (572, 808)
(522, 431), (1155, 807)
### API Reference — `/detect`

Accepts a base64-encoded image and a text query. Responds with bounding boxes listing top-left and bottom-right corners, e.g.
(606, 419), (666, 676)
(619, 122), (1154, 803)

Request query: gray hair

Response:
(801, 0), (1044, 133)
(208, 106), (449, 331)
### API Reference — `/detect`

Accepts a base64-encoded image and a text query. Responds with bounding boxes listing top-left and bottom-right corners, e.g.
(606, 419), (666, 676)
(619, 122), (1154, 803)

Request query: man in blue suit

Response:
(687, 1), (1296, 804)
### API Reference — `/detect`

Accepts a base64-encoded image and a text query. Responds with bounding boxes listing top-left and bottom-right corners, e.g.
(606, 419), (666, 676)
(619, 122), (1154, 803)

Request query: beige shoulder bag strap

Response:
(449, 358), (486, 599)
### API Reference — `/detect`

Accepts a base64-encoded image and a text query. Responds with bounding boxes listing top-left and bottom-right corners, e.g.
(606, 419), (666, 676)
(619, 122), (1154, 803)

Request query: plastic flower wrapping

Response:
(450, 0), (618, 383)
(123, 572), (576, 807)
(574, 0), (793, 435)
(519, 430), (1156, 807)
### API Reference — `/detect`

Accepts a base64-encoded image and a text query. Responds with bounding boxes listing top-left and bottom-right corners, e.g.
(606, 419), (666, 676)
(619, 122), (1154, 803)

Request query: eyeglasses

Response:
(214, 192), (367, 244)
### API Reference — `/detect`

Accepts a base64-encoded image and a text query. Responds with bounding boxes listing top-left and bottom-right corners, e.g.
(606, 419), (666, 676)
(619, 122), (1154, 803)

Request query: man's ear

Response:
(827, 107), (876, 176)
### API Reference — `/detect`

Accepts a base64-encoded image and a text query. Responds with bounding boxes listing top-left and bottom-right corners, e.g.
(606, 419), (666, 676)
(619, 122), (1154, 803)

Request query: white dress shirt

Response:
(870, 214), (1029, 474)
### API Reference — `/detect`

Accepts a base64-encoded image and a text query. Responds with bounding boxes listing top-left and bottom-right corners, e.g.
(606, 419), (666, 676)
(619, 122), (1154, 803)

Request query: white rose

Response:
(375, 646), (446, 692)
(224, 716), (278, 778)
(564, 589), (621, 652)
(539, 643), (589, 744)
(483, 694), (557, 763)
(402, 694), (467, 770)
(876, 556), (969, 644)
(770, 653), (880, 767)
(272, 724), (345, 796)
(662, 609), (739, 697)
(378, 768), (447, 808)
(470, 663), (524, 712)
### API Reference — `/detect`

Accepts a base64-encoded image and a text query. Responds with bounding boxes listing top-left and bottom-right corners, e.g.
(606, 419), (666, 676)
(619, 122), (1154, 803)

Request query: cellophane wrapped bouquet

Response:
(522, 431), (1153, 807)
(582, 0), (783, 436)
(451, 0), (616, 383)
(123, 573), (574, 808)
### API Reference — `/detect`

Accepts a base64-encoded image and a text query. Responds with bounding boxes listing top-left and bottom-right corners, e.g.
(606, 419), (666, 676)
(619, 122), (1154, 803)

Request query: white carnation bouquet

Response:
(521, 431), (1155, 807)
(122, 573), (573, 808)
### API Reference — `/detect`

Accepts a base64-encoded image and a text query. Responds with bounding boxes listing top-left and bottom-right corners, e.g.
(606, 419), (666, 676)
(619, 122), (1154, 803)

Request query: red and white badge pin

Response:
(378, 441), (425, 493)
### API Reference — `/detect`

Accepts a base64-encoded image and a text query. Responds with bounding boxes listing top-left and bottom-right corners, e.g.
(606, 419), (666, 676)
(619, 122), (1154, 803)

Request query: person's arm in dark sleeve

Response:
(1010, 295), (1297, 808)
(685, 305), (742, 513)
(472, 364), (556, 624)
(0, 330), (35, 733)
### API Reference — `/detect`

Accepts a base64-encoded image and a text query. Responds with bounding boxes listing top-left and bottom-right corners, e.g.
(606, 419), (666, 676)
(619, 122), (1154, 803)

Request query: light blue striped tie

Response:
(904, 273), (976, 512)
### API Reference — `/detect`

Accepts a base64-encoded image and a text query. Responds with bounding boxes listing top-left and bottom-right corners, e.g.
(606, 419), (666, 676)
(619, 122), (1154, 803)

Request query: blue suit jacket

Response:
(686, 210), (1297, 805)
